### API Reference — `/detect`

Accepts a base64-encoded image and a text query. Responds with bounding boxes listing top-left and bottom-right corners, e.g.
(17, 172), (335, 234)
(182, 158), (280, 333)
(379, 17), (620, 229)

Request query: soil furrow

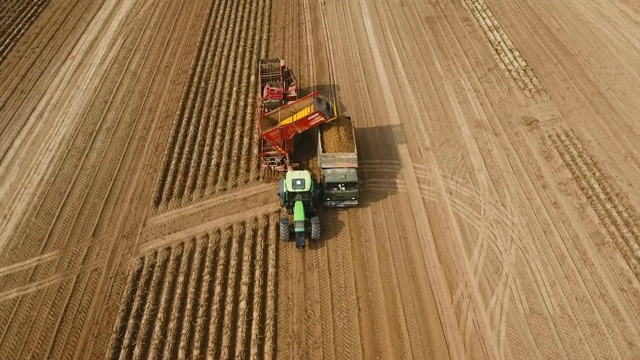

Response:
(161, 239), (194, 359)
(177, 235), (207, 358)
(145, 244), (184, 358)
(207, 227), (233, 358)
(192, 232), (219, 358)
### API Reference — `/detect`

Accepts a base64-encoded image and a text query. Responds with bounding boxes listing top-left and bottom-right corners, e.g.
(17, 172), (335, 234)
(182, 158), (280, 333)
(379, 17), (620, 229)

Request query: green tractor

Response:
(278, 170), (321, 249)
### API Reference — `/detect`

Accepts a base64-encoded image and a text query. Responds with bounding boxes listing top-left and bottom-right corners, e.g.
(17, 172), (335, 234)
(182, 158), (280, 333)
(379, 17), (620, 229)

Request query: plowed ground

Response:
(1, 0), (640, 358)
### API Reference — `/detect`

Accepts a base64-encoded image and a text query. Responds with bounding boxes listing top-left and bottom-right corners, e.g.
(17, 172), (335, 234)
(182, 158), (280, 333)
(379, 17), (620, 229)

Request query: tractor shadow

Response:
(353, 124), (405, 208)
(299, 83), (345, 112)
(311, 124), (406, 249)
(310, 207), (345, 250)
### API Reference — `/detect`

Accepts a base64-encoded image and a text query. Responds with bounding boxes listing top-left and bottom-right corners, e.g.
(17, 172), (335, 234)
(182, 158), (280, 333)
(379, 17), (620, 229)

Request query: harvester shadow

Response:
(354, 124), (405, 208)
(299, 83), (345, 112)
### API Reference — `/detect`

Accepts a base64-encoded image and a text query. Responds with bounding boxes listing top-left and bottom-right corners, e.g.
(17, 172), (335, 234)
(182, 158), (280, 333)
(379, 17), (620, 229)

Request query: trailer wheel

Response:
(279, 218), (290, 242)
(310, 216), (321, 240)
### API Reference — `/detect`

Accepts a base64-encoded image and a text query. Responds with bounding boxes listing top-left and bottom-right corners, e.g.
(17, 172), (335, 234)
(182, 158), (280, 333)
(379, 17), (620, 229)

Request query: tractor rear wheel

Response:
(279, 218), (290, 242)
(310, 216), (321, 240)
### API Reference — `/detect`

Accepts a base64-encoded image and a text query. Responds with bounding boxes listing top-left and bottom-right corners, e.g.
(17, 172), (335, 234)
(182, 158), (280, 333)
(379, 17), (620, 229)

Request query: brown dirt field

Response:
(321, 116), (357, 153)
(0, 0), (49, 63)
(1, 0), (640, 358)
(107, 216), (277, 359)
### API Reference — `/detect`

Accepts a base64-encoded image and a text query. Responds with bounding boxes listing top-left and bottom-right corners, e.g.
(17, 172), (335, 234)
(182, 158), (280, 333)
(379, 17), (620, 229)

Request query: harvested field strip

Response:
(0, 0), (49, 64)
(108, 214), (278, 359)
(0, 0), (100, 166)
(1, 0), (166, 270)
(550, 128), (640, 278)
(462, 0), (547, 101)
(153, 0), (273, 211)
(0, 225), (101, 360)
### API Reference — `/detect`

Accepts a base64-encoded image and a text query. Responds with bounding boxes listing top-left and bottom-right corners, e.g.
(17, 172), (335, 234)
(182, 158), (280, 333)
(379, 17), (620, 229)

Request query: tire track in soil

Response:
(0, 0), (95, 162)
(303, 241), (323, 360)
(0, 2), (177, 349)
(3, 0), (167, 267)
(435, 3), (636, 348)
(0, 0), (77, 118)
(0, 224), (97, 359)
(81, 0), (213, 355)
(0, 0), (108, 259)
(41, 0), (172, 252)
(86, 0), (198, 239)
(492, 123), (625, 358)
(356, 205), (393, 359)
(336, 3), (453, 351)
(533, 135), (640, 355)
(550, 128), (640, 278)
(108, 216), (278, 359)
(383, 196), (428, 358)
(153, 0), (273, 211)
(0, 0), (135, 246)
(55, 267), (101, 358)
(44, 267), (98, 359)
(368, 197), (413, 358)
(328, 214), (363, 359)
(1, 0), (216, 358)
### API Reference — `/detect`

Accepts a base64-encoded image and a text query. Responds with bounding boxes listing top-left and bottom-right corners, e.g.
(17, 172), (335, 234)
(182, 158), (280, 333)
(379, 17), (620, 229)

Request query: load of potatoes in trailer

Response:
(318, 116), (359, 208)
(320, 116), (357, 153)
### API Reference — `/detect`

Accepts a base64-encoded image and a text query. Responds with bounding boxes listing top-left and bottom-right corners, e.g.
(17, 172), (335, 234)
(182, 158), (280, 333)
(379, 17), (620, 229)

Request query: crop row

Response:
(108, 214), (278, 359)
(153, 0), (273, 212)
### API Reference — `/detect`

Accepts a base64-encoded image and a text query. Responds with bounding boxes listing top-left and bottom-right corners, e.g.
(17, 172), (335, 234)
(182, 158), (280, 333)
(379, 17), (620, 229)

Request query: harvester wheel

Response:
(279, 218), (290, 242)
(310, 216), (321, 240)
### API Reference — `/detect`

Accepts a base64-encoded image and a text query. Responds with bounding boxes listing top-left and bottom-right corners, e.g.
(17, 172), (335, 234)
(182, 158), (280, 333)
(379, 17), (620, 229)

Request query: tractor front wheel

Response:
(279, 218), (290, 242)
(310, 216), (321, 240)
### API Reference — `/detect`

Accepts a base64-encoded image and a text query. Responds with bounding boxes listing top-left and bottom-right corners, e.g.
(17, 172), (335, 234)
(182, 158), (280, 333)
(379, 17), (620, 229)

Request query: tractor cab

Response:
(278, 170), (320, 212)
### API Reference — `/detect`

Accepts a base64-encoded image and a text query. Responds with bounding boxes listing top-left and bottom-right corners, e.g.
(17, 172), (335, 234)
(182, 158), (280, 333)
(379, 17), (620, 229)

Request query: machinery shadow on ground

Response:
(309, 124), (404, 248)
(299, 83), (346, 112)
(311, 207), (345, 250)
(354, 124), (404, 208)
